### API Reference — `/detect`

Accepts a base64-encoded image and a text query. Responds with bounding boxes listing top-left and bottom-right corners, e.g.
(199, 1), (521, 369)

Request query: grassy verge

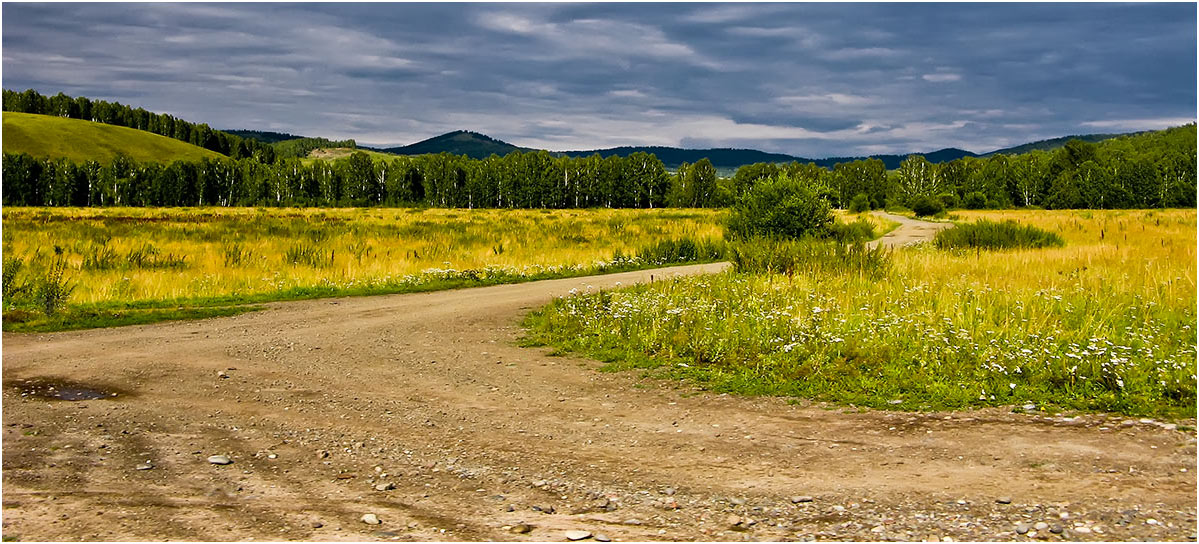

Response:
(524, 209), (1196, 419)
(4, 306), (260, 333)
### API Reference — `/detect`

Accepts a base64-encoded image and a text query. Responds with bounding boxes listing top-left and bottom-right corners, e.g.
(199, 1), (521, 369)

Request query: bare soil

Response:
(867, 212), (953, 249)
(3, 262), (1195, 542)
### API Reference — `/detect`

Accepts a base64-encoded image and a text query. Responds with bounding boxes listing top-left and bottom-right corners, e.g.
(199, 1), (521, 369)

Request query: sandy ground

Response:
(3, 223), (1196, 542)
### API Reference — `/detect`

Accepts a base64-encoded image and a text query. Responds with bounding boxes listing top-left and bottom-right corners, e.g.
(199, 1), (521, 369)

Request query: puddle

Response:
(5, 377), (127, 401)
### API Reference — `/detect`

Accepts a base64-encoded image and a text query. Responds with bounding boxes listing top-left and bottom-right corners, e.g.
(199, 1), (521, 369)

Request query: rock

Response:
(888, 399), (903, 405)
(1015, 523), (1030, 535)
(1023, 404), (1037, 411)
(361, 513), (381, 525)
(623, 519), (642, 526)
(217, 371), (228, 379)
(727, 515), (743, 527)
(791, 496), (814, 504)
(311, 521), (323, 529)
(375, 482), (395, 491)
(1034, 522), (1048, 531)
(267, 453), (278, 459)
(662, 487), (676, 496)
(594, 534), (611, 542)
(318, 450), (330, 459)
(207, 455), (232, 465)
(504, 505), (515, 512)
(532, 505), (555, 514)
(996, 496), (1012, 504)
(564, 530), (593, 541)
(731, 497), (746, 506)
(1075, 527), (1092, 534)
(1049, 525), (1063, 534)
(511, 524), (532, 534)
(135, 462), (154, 471)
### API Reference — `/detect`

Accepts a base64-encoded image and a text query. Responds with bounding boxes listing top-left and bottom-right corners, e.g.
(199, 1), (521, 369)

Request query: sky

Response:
(2, 3), (1195, 157)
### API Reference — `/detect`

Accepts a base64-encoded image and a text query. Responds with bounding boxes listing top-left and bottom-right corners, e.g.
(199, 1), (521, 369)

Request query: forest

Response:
(2, 88), (1195, 210)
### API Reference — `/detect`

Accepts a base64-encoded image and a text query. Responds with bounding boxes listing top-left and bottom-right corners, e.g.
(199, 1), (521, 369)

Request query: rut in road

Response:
(3, 262), (1194, 542)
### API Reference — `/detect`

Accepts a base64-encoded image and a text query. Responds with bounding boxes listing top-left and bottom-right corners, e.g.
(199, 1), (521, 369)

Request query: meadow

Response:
(2, 112), (225, 163)
(525, 209), (1197, 418)
(2, 207), (726, 331)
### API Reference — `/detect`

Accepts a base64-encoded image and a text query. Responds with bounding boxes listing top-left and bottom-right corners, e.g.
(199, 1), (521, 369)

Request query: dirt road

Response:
(867, 212), (953, 249)
(3, 263), (1195, 541)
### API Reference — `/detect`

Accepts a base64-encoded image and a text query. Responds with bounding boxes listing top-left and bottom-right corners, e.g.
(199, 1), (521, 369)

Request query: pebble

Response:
(623, 519), (642, 526)
(1075, 527), (1092, 534)
(1023, 403), (1037, 411)
(135, 462), (154, 471)
(207, 455), (232, 465)
(361, 513), (381, 525)
(888, 399), (903, 405)
(730, 497), (746, 505)
(564, 530), (593, 541)
(1050, 525), (1063, 534)
(375, 482), (395, 491)
(267, 453), (277, 459)
(1015, 523), (1031, 535)
(510, 524), (532, 534)
(594, 534), (611, 542)
(311, 521), (323, 529)
(1034, 522), (1049, 531)
(996, 497), (1012, 504)
(791, 496), (814, 503)
(662, 487), (676, 496)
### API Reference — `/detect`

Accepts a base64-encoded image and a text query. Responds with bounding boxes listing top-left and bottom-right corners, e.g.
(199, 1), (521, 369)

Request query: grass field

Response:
(2, 207), (726, 331)
(525, 209), (1197, 418)
(301, 147), (403, 164)
(2, 112), (226, 163)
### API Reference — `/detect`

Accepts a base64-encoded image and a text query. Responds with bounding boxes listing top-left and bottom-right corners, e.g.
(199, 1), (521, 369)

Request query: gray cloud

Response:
(2, 2), (1194, 156)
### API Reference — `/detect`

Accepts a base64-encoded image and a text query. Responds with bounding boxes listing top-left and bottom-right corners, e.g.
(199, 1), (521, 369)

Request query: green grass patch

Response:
(2, 112), (226, 163)
(936, 219), (1065, 250)
(4, 305), (259, 333)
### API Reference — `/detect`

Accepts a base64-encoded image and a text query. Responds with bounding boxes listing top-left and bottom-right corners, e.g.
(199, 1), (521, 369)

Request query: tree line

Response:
(1, 149), (686, 209)
(730, 124), (1197, 210)
(2, 88), (277, 162)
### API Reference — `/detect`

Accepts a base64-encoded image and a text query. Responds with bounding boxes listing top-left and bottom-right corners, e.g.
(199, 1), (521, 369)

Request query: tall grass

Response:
(526, 209), (1197, 418)
(936, 219), (1065, 250)
(730, 237), (891, 279)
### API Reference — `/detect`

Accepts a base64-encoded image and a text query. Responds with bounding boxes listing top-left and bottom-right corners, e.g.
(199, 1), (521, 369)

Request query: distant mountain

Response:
(813, 148), (979, 170)
(222, 129), (306, 144)
(380, 130), (532, 159)
(983, 132), (1138, 156)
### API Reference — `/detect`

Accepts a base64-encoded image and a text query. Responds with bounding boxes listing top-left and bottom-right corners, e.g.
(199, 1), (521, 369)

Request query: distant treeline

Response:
(2, 89), (277, 162)
(731, 124), (1197, 210)
(2, 150), (691, 209)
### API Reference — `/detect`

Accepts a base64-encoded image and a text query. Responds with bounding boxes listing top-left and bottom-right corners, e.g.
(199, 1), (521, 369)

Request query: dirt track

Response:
(4, 257), (1197, 541)
(867, 212), (953, 249)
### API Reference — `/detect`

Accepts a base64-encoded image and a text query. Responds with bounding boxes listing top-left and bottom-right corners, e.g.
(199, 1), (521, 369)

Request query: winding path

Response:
(866, 211), (953, 249)
(2, 262), (1194, 541)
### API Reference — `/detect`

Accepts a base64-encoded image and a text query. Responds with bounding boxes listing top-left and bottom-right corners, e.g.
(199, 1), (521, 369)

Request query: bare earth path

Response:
(867, 211), (953, 249)
(3, 263), (1195, 542)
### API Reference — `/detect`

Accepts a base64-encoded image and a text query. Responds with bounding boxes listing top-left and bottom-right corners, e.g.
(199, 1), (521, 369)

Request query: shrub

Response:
(848, 193), (871, 213)
(730, 237), (891, 279)
(910, 195), (944, 217)
(828, 217), (876, 243)
(35, 258), (75, 316)
(935, 219), (1065, 250)
(635, 238), (727, 265)
(963, 191), (988, 210)
(726, 173), (833, 241)
(937, 193), (960, 210)
(3, 256), (29, 303)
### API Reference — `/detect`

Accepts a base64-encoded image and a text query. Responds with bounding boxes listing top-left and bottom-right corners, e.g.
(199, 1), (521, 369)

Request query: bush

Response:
(910, 195), (944, 217)
(937, 193), (960, 210)
(635, 238), (727, 265)
(828, 217), (876, 243)
(848, 193), (871, 213)
(935, 219), (1065, 250)
(726, 173), (833, 241)
(963, 191), (988, 210)
(731, 237), (891, 279)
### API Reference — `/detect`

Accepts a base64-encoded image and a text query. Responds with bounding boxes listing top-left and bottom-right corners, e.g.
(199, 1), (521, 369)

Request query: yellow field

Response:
(2, 207), (726, 307)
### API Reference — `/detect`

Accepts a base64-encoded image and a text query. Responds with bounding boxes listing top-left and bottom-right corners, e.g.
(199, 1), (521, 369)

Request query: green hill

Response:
(380, 130), (533, 159)
(3, 112), (226, 163)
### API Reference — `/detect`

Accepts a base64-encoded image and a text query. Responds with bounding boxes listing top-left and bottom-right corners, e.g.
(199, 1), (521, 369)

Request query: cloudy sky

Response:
(3, 3), (1195, 157)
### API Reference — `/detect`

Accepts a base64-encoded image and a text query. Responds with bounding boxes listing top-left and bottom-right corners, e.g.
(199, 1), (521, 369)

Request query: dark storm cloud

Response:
(3, 3), (1194, 156)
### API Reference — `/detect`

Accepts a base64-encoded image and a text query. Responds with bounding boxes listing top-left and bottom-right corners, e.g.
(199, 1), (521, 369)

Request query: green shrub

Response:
(730, 237), (891, 279)
(828, 217), (876, 243)
(726, 173), (833, 241)
(848, 193), (871, 213)
(635, 238), (727, 265)
(963, 191), (988, 210)
(937, 193), (960, 210)
(910, 195), (944, 217)
(935, 219), (1065, 250)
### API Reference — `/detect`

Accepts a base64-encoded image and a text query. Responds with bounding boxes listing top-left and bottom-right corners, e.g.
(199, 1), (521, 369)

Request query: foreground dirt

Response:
(3, 263), (1196, 542)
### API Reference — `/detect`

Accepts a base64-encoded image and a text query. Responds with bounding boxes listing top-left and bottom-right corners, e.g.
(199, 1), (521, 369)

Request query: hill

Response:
(2, 112), (226, 163)
(983, 132), (1137, 156)
(560, 146), (800, 169)
(381, 130), (531, 159)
